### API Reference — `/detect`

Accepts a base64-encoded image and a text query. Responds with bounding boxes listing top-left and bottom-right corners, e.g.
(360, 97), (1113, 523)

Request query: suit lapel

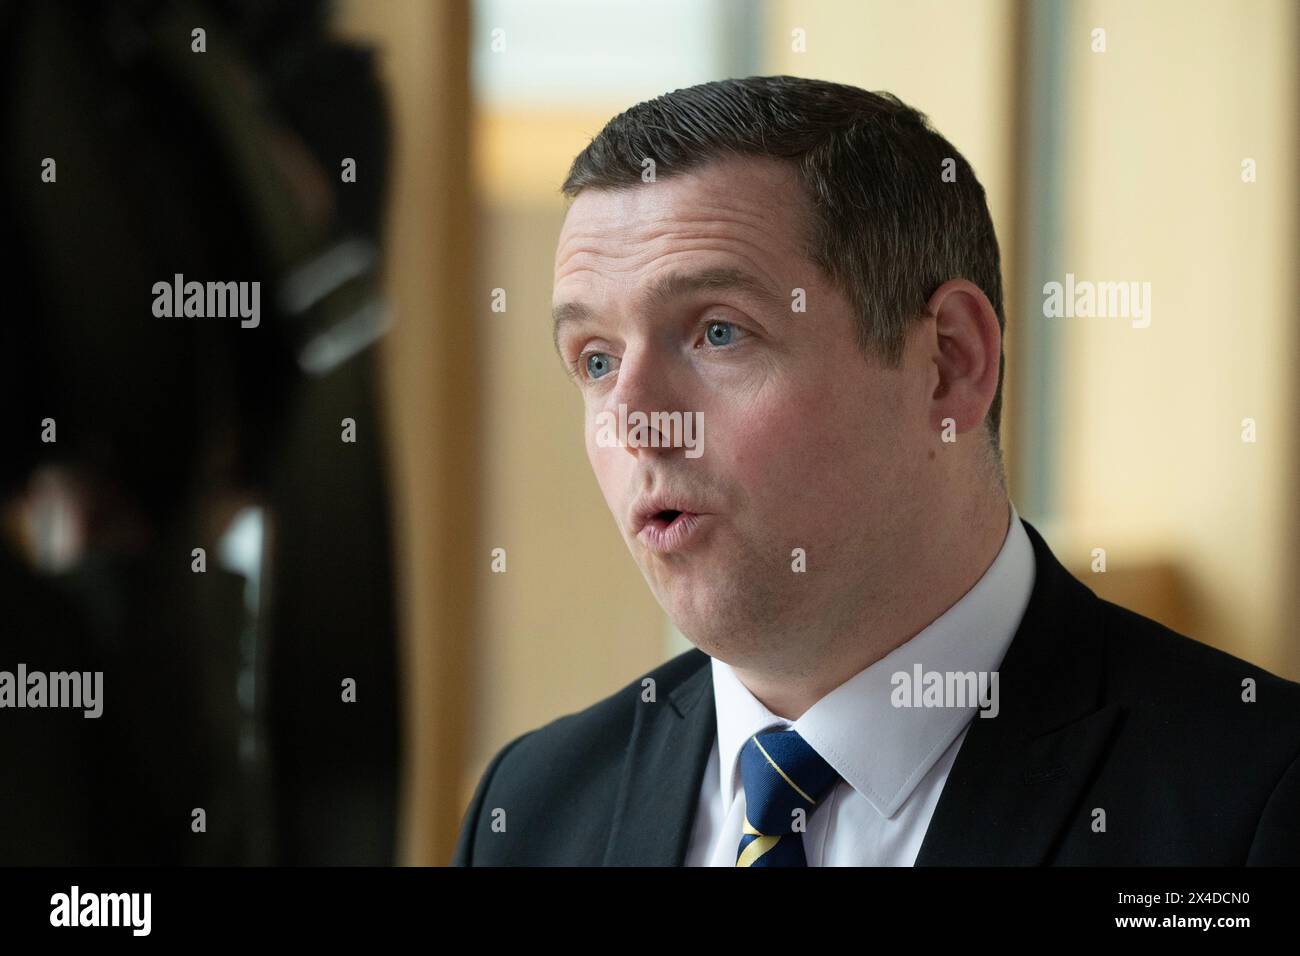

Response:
(602, 653), (715, 865)
(915, 518), (1123, 864)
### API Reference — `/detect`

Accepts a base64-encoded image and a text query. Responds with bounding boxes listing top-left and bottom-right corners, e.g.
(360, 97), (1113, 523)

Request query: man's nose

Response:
(606, 345), (684, 458)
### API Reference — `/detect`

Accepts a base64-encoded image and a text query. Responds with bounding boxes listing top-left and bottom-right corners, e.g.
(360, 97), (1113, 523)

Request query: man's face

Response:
(552, 155), (931, 667)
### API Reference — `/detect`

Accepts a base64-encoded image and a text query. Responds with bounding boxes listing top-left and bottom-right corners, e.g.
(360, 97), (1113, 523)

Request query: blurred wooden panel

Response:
(334, 0), (477, 867)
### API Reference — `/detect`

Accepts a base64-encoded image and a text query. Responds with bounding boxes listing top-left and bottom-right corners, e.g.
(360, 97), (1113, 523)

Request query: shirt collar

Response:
(712, 500), (1035, 817)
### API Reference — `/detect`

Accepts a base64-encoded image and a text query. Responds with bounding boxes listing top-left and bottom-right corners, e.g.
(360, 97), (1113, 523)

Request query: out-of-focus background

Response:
(2, 0), (1295, 867)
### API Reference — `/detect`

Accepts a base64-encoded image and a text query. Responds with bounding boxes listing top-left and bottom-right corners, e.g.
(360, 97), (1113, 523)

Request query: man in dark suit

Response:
(455, 76), (1300, 866)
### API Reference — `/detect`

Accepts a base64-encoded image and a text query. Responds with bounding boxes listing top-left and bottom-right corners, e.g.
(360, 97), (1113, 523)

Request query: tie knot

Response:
(739, 728), (841, 836)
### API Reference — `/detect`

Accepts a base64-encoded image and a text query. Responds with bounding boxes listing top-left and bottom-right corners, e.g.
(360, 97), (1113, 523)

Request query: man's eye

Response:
(584, 352), (618, 380)
(701, 320), (746, 348)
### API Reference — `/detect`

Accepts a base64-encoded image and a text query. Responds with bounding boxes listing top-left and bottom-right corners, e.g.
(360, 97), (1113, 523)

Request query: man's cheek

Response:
(583, 411), (608, 471)
(725, 399), (840, 480)
(587, 444), (630, 517)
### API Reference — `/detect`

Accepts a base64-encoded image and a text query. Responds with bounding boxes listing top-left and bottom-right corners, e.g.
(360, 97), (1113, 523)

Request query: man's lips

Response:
(630, 493), (712, 554)
(630, 493), (708, 534)
(637, 510), (709, 554)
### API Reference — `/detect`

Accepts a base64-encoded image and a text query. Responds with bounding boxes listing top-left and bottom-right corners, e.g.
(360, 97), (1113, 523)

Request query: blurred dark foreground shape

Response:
(0, 0), (402, 864)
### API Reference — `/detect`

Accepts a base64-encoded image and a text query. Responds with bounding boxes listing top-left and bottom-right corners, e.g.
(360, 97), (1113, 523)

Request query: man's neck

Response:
(734, 491), (1013, 720)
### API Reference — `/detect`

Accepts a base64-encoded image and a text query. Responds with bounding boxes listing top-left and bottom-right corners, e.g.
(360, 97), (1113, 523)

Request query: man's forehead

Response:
(552, 263), (789, 329)
(556, 156), (805, 250)
(555, 179), (809, 297)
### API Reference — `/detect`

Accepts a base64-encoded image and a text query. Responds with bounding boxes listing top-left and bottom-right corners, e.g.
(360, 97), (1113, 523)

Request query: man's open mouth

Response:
(629, 491), (711, 550)
(634, 504), (709, 554)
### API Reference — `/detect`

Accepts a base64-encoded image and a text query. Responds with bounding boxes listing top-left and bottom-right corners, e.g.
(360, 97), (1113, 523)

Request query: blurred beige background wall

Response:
(1043, 0), (1298, 676)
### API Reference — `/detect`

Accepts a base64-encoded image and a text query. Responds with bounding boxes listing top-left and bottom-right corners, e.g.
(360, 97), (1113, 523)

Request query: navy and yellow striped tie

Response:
(736, 728), (841, 867)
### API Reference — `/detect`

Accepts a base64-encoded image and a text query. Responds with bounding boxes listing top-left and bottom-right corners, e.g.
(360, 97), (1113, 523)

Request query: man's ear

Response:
(923, 278), (1001, 436)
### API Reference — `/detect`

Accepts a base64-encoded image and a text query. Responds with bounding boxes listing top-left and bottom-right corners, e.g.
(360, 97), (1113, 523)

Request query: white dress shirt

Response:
(684, 500), (1035, 866)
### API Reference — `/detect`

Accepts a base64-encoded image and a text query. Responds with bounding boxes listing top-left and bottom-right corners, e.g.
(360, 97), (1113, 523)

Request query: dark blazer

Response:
(453, 518), (1300, 865)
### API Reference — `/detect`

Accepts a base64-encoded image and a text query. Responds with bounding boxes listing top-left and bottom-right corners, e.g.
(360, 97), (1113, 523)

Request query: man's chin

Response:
(658, 616), (754, 666)
(651, 574), (812, 657)
(655, 594), (748, 652)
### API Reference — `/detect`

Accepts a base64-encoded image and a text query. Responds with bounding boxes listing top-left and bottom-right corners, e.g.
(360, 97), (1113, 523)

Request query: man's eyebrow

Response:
(551, 266), (786, 353)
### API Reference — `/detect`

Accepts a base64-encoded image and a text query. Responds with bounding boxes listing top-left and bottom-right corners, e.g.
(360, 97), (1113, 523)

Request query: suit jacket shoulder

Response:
(915, 519), (1300, 864)
(1084, 593), (1300, 862)
(1096, 592), (1300, 731)
(452, 648), (711, 865)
